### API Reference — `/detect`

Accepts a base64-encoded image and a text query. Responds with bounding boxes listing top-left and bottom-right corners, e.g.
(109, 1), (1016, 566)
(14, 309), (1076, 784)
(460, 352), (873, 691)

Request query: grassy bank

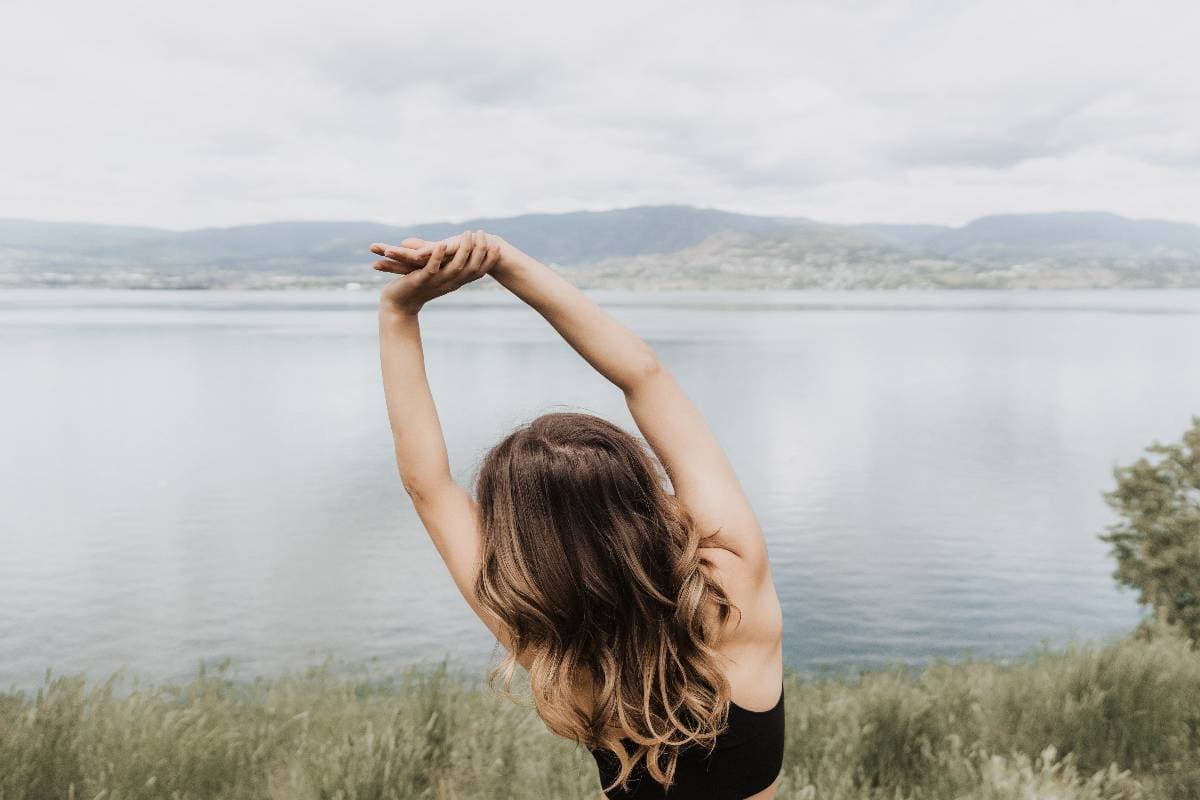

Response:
(2, 633), (1198, 800)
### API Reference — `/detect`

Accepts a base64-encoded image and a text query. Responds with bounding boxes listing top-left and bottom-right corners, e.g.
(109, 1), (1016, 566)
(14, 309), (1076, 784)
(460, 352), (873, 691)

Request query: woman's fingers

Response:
(442, 230), (473, 276)
(482, 233), (504, 270)
(371, 241), (445, 261)
(370, 243), (404, 258)
(370, 245), (423, 277)
(389, 249), (431, 266)
(425, 243), (447, 275)
(371, 244), (425, 263)
(369, 234), (480, 283)
(373, 258), (422, 275)
(464, 230), (488, 277)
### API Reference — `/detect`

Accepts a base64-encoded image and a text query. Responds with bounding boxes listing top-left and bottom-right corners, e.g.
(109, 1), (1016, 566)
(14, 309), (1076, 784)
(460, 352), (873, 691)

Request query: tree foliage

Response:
(1101, 416), (1200, 642)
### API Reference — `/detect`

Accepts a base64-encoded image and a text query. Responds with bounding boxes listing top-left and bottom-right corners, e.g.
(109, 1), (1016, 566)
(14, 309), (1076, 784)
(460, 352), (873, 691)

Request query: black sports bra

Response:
(588, 686), (785, 799)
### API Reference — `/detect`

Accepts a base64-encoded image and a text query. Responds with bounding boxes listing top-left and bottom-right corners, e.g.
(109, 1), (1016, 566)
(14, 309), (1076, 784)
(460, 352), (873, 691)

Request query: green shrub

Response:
(1101, 416), (1200, 643)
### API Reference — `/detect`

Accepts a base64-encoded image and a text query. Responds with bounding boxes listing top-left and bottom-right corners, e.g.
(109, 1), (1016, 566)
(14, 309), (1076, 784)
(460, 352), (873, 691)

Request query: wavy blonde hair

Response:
(473, 412), (735, 792)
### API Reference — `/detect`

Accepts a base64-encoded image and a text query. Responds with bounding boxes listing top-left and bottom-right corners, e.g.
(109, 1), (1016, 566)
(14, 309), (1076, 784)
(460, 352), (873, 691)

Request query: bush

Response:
(1101, 416), (1200, 644)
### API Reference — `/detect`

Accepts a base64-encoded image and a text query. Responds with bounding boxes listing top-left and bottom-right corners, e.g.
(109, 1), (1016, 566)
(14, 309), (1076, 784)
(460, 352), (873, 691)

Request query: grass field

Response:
(2, 630), (1197, 800)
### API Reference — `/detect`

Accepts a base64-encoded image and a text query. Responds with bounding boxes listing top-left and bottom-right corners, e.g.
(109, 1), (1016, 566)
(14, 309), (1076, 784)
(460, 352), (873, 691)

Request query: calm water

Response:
(3, 288), (1199, 689)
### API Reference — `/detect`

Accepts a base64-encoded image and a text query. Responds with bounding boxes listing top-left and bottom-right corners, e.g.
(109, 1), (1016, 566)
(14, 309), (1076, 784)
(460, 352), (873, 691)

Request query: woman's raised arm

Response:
(377, 234), (499, 499)
(496, 246), (767, 571)
(374, 232), (511, 634)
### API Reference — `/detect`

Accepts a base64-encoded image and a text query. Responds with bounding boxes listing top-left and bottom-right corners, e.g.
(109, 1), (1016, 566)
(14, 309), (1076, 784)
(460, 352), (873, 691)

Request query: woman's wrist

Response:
(379, 297), (422, 321)
(490, 239), (536, 283)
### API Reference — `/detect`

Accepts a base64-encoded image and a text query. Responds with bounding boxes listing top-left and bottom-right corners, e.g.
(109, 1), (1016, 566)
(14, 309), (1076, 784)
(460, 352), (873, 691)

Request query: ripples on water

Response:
(2, 288), (1199, 688)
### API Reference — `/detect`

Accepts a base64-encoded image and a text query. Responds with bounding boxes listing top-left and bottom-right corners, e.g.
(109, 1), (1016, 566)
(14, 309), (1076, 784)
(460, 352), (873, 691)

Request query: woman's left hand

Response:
(372, 230), (501, 315)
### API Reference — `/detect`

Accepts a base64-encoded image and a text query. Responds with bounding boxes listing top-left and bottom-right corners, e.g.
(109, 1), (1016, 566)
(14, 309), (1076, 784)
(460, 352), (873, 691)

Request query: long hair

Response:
(473, 411), (734, 791)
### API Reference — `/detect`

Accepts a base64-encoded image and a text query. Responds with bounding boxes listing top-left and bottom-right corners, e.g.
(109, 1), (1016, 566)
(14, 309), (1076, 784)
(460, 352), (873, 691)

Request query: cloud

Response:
(0, 0), (1198, 227)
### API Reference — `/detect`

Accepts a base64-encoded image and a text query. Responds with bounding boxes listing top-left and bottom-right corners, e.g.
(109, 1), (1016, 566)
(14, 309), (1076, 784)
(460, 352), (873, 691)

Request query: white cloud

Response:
(1, 0), (1198, 227)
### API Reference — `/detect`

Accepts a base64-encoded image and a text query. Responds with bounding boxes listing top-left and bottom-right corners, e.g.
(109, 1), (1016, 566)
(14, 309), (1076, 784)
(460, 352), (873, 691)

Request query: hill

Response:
(3, 206), (1199, 289)
(0, 206), (798, 275)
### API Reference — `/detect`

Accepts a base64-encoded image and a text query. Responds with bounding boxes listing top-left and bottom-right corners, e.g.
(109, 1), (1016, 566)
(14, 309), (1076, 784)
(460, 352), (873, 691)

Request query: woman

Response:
(369, 230), (784, 799)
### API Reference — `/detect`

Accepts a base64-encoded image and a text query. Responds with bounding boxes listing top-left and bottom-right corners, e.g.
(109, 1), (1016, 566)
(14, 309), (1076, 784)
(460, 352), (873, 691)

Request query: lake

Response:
(3, 288), (1199, 689)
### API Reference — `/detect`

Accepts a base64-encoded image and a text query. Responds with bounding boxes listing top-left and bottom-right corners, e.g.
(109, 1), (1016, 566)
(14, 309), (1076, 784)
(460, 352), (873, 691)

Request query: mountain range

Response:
(3, 206), (1200, 289)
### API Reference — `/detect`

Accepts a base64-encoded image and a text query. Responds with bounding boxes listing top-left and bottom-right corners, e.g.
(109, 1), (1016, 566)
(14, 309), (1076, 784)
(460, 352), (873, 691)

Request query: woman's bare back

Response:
(702, 546), (785, 713)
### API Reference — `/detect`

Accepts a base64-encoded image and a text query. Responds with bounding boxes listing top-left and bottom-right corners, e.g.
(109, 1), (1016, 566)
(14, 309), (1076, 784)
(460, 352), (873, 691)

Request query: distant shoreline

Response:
(5, 271), (1200, 292)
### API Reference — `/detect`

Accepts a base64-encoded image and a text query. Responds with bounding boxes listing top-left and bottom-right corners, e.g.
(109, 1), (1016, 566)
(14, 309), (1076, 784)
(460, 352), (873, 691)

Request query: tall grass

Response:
(2, 632), (1197, 799)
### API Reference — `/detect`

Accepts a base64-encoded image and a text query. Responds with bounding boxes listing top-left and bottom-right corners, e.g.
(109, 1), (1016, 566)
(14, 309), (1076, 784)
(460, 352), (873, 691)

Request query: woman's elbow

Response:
(400, 473), (447, 506)
(622, 350), (664, 394)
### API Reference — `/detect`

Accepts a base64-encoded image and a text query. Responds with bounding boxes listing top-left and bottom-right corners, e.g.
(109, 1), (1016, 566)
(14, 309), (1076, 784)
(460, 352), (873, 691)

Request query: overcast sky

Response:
(2, 0), (1198, 229)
